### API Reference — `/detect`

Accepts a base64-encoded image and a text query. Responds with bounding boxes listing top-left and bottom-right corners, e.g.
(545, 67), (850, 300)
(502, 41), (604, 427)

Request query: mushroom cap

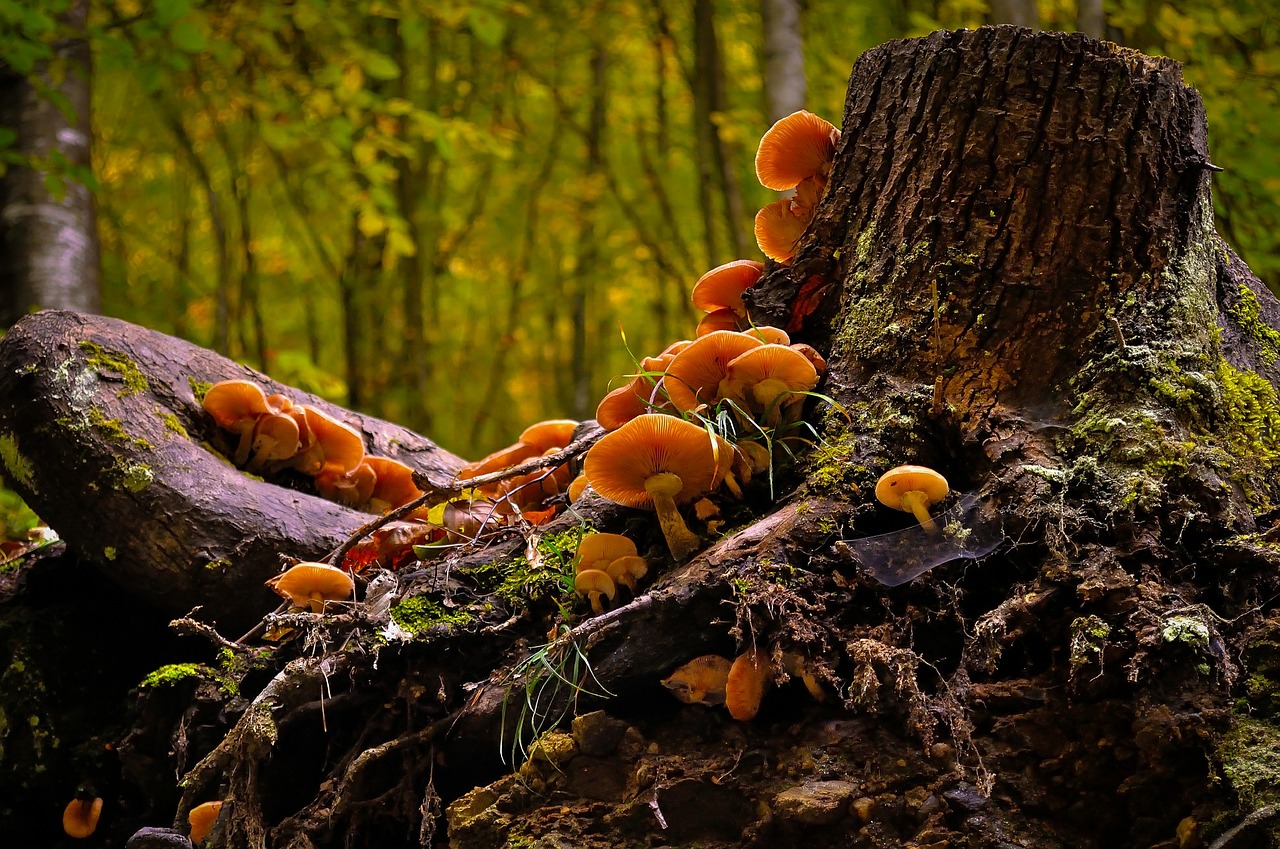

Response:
(62, 796), (104, 839)
(459, 441), (541, 482)
(744, 325), (790, 345)
(663, 331), (764, 412)
(250, 411), (302, 463)
(301, 406), (366, 475)
(596, 378), (659, 432)
(518, 419), (579, 452)
(575, 532), (638, 572)
(754, 109), (839, 191)
(789, 342), (828, 375)
(202, 379), (272, 432)
(690, 259), (764, 315)
(874, 465), (950, 511)
(754, 197), (810, 264)
(188, 800), (224, 843)
(725, 647), (772, 721)
(661, 654), (734, 706)
(606, 554), (648, 590)
(695, 308), (743, 337)
(725, 343), (820, 408)
(567, 473), (589, 502)
(574, 568), (617, 601)
(584, 414), (731, 508)
(315, 460), (378, 508)
(364, 456), (423, 510)
(269, 562), (355, 612)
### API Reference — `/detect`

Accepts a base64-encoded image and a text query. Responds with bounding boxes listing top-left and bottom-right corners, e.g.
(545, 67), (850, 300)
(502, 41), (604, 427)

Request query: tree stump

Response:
(5, 25), (1280, 849)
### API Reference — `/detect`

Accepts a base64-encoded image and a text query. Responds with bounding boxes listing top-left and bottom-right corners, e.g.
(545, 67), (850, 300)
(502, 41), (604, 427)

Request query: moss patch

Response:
(85, 408), (153, 452)
(188, 377), (213, 404)
(1227, 284), (1280, 368)
(390, 596), (475, 633)
(78, 341), (148, 397)
(156, 411), (189, 439)
(0, 435), (34, 490)
(460, 525), (591, 608)
(139, 663), (203, 689)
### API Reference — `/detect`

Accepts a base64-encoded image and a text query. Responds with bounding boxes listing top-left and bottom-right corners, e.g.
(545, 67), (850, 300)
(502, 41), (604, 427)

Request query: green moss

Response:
(1228, 284), (1280, 368)
(139, 663), (203, 688)
(85, 408), (153, 451)
(459, 525), (590, 608)
(804, 433), (863, 495)
(188, 377), (213, 403)
(103, 547), (116, 560)
(120, 463), (153, 493)
(391, 596), (474, 633)
(156, 411), (189, 439)
(1218, 717), (1280, 832)
(1216, 359), (1280, 472)
(0, 434), (34, 490)
(79, 341), (148, 397)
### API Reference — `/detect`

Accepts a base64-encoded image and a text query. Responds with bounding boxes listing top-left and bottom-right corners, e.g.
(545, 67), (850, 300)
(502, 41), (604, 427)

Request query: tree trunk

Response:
(5, 27), (1280, 849)
(760, 0), (807, 123)
(0, 0), (100, 327)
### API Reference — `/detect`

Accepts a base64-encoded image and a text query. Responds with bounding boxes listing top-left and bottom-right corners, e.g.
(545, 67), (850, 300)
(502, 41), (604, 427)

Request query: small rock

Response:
(773, 780), (860, 826)
(942, 781), (989, 812)
(126, 828), (193, 849)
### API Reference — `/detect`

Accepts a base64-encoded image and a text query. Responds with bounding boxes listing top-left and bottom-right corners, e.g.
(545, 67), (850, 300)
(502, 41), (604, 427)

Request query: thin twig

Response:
(324, 424), (603, 568)
(170, 611), (250, 653)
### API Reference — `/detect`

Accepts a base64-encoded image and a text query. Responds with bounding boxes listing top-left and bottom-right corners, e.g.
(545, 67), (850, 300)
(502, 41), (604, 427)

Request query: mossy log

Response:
(0, 310), (467, 628)
(6, 25), (1280, 849)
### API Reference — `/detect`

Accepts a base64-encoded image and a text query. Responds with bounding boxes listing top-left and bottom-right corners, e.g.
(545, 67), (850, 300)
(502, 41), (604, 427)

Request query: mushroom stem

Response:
(899, 490), (938, 533)
(646, 472), (702, 560)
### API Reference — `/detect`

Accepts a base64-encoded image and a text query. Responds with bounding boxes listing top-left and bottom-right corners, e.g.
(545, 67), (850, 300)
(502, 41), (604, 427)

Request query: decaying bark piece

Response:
(0, 310), (466, 627)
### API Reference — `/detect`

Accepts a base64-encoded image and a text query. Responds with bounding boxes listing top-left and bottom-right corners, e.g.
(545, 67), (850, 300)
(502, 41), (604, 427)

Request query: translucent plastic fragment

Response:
(837, 492), (1003, 587)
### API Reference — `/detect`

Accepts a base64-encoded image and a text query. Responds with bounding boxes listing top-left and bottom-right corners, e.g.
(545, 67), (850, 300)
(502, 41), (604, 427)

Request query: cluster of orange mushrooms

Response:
(201, 380), (424, 515)
(753, 109), (840, 264)
(661, 646), (825, 721)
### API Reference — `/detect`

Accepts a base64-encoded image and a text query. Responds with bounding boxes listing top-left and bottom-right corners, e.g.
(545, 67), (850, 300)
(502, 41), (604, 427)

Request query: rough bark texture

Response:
(0, 0), (101, 326)
(0, 310), (466, 629)
(6, 26), (1280, 849)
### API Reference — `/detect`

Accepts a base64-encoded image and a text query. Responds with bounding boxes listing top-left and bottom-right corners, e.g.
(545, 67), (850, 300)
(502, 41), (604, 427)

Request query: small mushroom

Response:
(290, 406), (365, 476)
(725, 647), (772, 721)
(690, 259), (764, 318)
(754, 109), (840, 192)
(583, 414), (732, 560)
(201, 379), (273, 465)
(315, 460), (378, 508)
(364, 456), (424, 512)
(575, 532), (638, 573)
(875, 464), (950, 533)
(724, 343), (819, 424)
(247, 409), (302, 470)
(754, 196), (811, 265)
(62, 791), (103, 839)
(268, 561), (355, 613)
(605, 554), (648, 593)
(518, 419), (579, 452)
(567, 473), (589, 502)
(574, 568), (616, 614)
(695, 308), (742, 337)
(188, 800), (224, 843)
(661, 654), (734, 706)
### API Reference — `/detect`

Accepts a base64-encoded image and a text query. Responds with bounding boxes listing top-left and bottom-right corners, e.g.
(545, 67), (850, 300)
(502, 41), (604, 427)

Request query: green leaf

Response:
(361, 51), (400, 81)
(170, 20), (207, 53)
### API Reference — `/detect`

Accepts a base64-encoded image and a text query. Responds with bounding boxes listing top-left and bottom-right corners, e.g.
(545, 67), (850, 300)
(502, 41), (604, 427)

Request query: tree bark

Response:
(0, 0), (100, 327)
(760, 0), (807, 123)
(6, 27), (1280, 849)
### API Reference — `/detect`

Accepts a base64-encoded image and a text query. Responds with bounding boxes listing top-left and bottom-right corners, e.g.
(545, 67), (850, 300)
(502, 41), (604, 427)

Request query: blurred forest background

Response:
(1, 0), (1277, 470)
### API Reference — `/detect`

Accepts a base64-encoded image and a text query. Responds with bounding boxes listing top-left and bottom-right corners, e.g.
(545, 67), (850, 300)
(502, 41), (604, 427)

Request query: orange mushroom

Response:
(755, 109), (840, 192)
(875, 465), (950, 533)
(268, 561), (355, 613)
(364, 456), (424, 512)
(574, 568), (616, 614)
(202, 379), (273, 465)
(583, 414), (732, 560)
(725, 647), (772, 721)
(606, 554), (649, 593)
(315, 460), (378, 508)
(661, 654), (734, 706)
(575, 532), (638, 573)
(518, 419), (579, 452)
(188, 800), (224, 843)
(247, 409), (302, 470)
(723, 343), (819, 424)
(62, 791), (103, 839)
(662, 330), (764, 413)
(754, 196), (811, 265)
(690, 259), (764, 318)
(290, 406), (365, 476)
(567, 473), (589, 502)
